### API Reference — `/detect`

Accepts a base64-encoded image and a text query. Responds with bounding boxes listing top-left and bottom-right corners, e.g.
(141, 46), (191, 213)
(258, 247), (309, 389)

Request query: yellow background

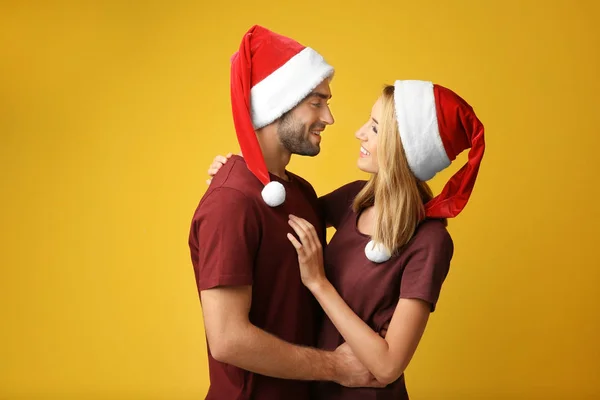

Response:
(1, 1), (599, 399)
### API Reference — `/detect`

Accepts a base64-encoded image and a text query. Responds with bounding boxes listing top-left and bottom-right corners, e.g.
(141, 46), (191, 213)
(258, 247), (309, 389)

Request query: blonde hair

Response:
(353, 85), (446, 254)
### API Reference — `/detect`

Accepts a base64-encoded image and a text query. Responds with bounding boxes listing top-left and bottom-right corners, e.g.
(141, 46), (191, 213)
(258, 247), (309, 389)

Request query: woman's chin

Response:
(357, 159), (377, 174)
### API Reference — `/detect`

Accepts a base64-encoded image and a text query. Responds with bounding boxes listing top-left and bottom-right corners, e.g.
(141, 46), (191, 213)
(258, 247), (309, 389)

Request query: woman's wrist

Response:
(308, 276), (332, 296)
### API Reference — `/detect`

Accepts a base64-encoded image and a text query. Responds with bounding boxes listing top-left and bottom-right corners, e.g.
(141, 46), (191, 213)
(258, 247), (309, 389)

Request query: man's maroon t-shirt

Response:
(189, 155), (325, 400)
(313, 180), (454, 400)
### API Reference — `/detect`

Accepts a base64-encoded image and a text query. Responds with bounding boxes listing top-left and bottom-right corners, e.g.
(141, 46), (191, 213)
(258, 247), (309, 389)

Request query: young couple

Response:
(189, 25), (485, 400)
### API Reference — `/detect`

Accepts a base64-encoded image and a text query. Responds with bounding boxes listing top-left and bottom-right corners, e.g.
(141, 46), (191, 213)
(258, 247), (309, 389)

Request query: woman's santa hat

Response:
(230, 25), (334, 207)
(366, 80), (485, 263)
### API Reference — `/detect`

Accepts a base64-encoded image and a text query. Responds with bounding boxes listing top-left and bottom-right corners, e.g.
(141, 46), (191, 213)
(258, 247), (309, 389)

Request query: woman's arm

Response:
(311, 281), (430, 385)
(287, 215), (431, 385)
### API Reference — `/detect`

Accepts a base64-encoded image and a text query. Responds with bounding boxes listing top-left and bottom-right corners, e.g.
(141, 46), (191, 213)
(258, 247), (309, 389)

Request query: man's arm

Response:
(201, 285), (379, 386)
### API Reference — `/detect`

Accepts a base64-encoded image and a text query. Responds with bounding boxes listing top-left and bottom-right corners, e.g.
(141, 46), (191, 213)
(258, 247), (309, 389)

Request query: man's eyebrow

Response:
(372, 117), (379, 124)
(308, 92), (332, 100)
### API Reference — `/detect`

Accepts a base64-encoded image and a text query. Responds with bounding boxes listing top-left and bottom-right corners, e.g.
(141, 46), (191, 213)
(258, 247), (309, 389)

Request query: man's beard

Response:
(278, 112), (324, 156)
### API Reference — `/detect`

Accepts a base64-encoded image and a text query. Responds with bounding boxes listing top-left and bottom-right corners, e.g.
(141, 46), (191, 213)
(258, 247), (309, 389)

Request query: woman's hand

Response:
(287, 214), (327, 291)
(205, 153), (233, 185)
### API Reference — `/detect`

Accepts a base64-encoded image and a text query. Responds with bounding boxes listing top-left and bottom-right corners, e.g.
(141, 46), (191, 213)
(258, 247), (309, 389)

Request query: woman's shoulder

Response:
(328, 180), (367, 198)
(410, 219), (453, 249)
(319, 180), (367, 228)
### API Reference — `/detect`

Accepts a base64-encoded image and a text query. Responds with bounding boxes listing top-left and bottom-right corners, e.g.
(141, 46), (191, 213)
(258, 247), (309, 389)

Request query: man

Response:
(188, 26), (376, 399)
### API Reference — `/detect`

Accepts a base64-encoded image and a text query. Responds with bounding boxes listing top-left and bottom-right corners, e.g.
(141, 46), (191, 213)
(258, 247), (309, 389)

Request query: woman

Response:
(206, 80), (485, 399)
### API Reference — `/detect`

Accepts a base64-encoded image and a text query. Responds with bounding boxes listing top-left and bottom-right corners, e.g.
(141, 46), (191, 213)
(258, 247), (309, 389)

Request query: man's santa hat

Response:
(230, 25), (334, 207)
(365, 80), (485, 263)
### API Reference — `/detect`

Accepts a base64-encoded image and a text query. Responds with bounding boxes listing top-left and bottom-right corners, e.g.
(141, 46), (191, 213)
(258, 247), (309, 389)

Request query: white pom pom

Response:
(261, 181), (286, 207)
(364, 240), (391, 263)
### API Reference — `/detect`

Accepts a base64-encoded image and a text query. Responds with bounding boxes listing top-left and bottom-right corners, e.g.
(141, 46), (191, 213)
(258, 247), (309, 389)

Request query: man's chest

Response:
(260, 195), (324, 245)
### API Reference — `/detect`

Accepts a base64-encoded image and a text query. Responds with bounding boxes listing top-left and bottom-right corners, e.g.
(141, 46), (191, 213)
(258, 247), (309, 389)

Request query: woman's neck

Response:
(357, 205), (376, 236)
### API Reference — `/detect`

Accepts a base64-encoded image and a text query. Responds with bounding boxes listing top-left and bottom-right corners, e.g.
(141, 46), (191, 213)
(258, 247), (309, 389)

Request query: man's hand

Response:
(333, 342), (386, 388)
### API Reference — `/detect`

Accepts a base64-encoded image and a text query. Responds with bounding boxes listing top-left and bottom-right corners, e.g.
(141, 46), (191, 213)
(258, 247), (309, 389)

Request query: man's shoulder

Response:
(288, 170), (312, 188)
(194, 157), (262, 218)
(212, 155), (262, 192)
(201, 185), (253, 206)
(287, 170), (319, 200)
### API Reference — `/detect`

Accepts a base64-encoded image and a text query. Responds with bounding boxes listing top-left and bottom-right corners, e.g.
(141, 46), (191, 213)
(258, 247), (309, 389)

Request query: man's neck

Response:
(256, 130), (291, 181)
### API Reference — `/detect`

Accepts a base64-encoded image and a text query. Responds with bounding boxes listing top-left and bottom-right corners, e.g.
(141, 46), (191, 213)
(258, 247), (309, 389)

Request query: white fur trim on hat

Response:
(261, 181), (286, 207)
(394, 80), (451, 181)
(365, 240), (391, 263)
(251, 47), (334, 129)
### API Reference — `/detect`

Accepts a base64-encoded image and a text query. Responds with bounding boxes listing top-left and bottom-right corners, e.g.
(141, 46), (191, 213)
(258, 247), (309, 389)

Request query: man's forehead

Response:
(310, 91), (332, 100)
(309, 82), (332, 99)
(311, 78), (331, 93)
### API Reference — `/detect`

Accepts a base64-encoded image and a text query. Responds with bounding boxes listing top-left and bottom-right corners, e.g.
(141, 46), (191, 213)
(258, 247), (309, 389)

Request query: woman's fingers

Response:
(288, 218), (310, 246)
(215, 155), (229, 164)
(289, 215), (319, 251)
(287, 233), (303, 251)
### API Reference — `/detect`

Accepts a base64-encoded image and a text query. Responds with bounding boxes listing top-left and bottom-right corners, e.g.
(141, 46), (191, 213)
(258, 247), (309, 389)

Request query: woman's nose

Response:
(355, 123), (368, 140)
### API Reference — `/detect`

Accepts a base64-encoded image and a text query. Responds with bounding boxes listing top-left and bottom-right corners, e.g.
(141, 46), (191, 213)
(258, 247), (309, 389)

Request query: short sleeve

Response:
(318, 181), (366, 229)
(399, 224), (454, 312)
(189, 187), (260, 291)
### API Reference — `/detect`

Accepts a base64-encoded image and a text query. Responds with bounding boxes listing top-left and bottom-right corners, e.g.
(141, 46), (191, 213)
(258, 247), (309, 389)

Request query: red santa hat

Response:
(230, 25), (334, 207)
(365, 80), (485, 263)
(393, 80), (485, 218)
